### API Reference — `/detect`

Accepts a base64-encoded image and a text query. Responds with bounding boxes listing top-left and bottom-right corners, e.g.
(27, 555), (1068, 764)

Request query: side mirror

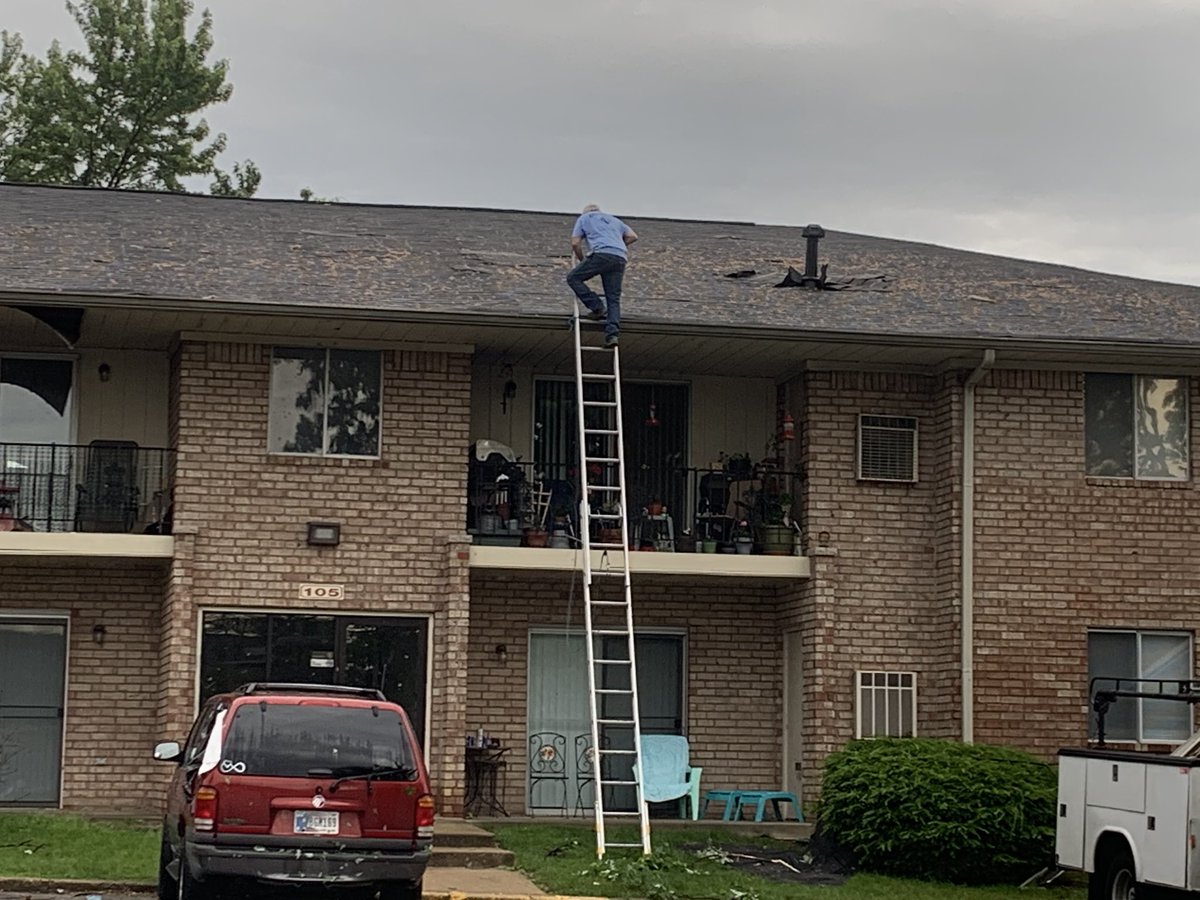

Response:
(153, 740), (183, 762)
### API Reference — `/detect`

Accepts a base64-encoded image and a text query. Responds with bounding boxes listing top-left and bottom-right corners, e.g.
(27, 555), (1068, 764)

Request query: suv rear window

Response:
(222, 703), (418, 778)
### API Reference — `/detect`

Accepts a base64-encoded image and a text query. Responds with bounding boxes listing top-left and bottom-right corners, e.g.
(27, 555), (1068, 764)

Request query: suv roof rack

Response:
(236, 683), (387, 701)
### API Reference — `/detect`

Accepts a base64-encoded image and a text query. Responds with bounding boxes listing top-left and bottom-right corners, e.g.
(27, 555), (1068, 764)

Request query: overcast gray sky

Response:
(8, 0), (1200, 284)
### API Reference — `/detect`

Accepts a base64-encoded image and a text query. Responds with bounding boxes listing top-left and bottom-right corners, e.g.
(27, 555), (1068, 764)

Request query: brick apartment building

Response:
(1, 183), (1198, 816)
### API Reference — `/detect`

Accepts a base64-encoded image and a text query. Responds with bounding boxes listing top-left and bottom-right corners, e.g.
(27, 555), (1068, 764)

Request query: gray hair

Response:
(582, 203), (600, 213)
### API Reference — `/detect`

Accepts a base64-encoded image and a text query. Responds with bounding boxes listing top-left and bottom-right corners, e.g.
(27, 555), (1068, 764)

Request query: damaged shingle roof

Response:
(3, 182), (1200, 346)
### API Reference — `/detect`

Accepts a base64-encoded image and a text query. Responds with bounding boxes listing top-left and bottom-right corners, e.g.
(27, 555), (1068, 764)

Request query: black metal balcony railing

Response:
(0, 443), (175, 534)
(467, 456), (803, 555)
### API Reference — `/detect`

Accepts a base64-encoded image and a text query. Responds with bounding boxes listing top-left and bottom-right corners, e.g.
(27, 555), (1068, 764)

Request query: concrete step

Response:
(434, 817), (500, 848)
(429, 845), (515, 868)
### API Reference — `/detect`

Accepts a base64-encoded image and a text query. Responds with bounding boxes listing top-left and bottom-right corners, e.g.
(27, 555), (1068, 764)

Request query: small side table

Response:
(464, 746), (510, 817)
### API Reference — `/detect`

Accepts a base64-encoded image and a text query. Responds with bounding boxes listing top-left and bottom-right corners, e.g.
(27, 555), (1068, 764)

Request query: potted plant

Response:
(646, 498), (665, 516)
(732, 519), (753, 554)
(722, 452), (753, 480)
(755, 490), (794, 556)
(596, 500), (623, 545)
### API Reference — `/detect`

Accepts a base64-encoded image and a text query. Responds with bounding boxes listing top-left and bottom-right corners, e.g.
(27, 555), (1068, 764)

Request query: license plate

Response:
(293, 811), (339, 835)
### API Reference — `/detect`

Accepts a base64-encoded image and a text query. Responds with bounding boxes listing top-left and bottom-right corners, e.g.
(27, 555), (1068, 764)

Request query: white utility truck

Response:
(1056, 678), (1200, 900)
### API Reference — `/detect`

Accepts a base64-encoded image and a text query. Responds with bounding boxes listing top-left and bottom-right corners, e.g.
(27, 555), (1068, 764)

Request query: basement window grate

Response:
(858, 415), (918, 482)
(856, 671), (917, 738)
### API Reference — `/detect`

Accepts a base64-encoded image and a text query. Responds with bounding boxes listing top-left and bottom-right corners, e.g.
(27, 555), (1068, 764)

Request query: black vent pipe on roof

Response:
(802, 224), (825, 279)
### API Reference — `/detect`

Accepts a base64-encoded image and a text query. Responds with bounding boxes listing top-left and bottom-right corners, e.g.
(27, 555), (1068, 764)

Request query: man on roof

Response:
(566, 204), (638, 348)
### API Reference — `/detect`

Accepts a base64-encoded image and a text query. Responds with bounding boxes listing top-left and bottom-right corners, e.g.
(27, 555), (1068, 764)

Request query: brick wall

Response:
(162, 341), (473, 813)
(468, 570), (783, 817)
(972, 370), (1200, 755)
(789, 365), (1200, 800)
(0, 561), (168, 813)
(784, 370), (962, 800)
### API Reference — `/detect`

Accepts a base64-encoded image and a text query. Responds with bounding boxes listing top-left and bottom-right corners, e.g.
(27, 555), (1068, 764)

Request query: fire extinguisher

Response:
(781, 413), (796, 441)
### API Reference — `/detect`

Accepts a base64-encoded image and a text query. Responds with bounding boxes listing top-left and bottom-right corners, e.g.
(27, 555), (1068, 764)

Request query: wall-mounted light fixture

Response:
(91, 624), (107, 645)
(306, 522), (341, 547)
(494, 643), (508, 664)
(97, 363), (111, 382)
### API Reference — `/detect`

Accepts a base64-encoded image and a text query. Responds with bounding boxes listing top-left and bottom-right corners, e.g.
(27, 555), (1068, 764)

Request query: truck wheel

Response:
(1098, 845), (1138, 900)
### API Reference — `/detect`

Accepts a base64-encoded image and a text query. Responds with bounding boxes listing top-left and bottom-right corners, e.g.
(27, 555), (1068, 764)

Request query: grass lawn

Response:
(489, 823), (1088, 900)
(0, 812), (158, 881)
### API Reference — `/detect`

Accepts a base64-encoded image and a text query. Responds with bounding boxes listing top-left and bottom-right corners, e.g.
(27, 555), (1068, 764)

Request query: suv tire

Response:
(379, 879), (422, 900)
(157, 832), (176, 900)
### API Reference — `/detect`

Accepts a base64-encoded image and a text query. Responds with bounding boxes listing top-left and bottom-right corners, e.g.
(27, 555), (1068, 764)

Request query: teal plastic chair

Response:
(634, 734), (702, 820)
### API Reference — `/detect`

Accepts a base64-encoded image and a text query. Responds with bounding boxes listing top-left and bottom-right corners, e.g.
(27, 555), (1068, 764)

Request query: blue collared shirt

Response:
(572, 211), (632, 259)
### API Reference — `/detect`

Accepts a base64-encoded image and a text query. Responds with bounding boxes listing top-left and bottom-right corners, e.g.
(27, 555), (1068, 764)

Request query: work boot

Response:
(605, 335), (619, 348)
(587, 307), (607, 321)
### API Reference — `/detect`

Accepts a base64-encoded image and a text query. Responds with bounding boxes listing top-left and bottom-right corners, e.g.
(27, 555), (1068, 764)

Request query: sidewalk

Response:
(0, 867), (562, 899)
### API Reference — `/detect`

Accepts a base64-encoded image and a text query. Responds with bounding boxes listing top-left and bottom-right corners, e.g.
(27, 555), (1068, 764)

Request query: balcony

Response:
(467, 455), (808, 579)
(0, 442), (175, 558)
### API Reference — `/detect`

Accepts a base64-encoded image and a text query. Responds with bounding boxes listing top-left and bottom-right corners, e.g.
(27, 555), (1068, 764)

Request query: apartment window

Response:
(1085, 374), (1188, 479)
(857, 415), (918, 482)
(1088, 630), (1192, 742)
(268, 348), (381, 456)
(856, 671), (916, 738)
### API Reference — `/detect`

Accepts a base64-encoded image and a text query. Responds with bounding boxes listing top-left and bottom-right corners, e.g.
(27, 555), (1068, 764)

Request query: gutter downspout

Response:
(961, 348), (995, 744)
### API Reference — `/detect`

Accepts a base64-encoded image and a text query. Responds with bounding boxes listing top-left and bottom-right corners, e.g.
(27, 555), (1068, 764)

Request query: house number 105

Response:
(299, 583), (344, 600)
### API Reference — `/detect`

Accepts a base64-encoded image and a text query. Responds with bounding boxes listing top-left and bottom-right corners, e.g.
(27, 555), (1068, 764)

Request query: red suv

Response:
(154, 683), (434, 900)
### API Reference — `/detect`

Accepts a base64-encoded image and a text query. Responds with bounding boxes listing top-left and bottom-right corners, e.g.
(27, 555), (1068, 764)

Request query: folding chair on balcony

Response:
(74, 440), (140, 533)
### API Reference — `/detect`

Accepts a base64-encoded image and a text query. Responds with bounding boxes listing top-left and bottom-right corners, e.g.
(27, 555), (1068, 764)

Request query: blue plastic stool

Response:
(733, 790), (802, 822)
(701, 789), (742, 821)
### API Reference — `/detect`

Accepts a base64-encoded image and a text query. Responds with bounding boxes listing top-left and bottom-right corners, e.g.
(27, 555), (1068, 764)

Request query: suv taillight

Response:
(193, 786), (218, 832)
(416, 794), (435, 838)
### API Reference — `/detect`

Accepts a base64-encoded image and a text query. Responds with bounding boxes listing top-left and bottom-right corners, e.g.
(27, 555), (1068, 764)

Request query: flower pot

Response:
(735, 538), (753, 555)
(524, 528), (549, 548)
(701, 540), (717, 553)
(676, 535), (696, 553)
(756, 524), (793, 556)
(597, 527), (622, 544)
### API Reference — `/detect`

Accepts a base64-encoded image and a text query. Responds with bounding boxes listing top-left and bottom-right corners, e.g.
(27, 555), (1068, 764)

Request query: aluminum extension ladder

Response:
(569, 308), (652, 857)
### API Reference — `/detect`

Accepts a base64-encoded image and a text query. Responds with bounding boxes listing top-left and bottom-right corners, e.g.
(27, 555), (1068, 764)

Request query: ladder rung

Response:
(601, 780), (639, 786)
(582, 401), (618, 407)
(590, 602), (628, 608)
(580, 345), (614, 352)
(592, 629), (629, 636)
(588, 484), (621, 491)
(602, 813), (642, 819)
(582, 373), (617, 381)
(598, 748), (638, 754)
(594, 658), (632, 665)
(605, 842), (645, 848)
(597, 718), (636, 725)
(585, 428), (620, 435)
(588, 457), (620, 463)
(590, 542), (625, 549)
(595, 688), (633, 695)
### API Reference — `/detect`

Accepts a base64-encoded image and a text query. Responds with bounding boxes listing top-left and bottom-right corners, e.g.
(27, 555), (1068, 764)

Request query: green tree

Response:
(0, 0), (257, 195)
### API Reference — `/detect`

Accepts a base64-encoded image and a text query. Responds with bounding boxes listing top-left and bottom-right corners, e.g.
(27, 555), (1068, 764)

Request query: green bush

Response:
(818, 738), (1056, 885)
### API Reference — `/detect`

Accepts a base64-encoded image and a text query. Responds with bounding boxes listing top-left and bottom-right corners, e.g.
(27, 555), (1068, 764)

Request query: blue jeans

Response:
(567, 253), (625, 339)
